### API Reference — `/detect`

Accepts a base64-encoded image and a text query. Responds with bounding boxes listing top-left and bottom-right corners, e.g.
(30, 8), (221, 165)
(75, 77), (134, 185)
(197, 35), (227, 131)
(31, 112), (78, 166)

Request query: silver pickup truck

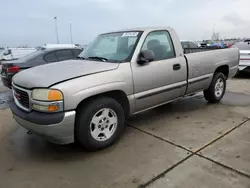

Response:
(9, 27), (239, 151)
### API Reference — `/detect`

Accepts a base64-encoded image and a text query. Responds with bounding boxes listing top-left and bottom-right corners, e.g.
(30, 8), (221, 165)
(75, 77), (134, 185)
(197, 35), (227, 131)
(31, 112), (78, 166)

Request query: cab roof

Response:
(103, 26), (173, 34)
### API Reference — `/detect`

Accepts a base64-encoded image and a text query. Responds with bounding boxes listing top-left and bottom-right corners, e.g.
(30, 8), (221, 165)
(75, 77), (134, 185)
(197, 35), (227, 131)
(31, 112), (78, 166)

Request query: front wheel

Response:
(204, 72), (226, 103)
(75, 97), (125, 151)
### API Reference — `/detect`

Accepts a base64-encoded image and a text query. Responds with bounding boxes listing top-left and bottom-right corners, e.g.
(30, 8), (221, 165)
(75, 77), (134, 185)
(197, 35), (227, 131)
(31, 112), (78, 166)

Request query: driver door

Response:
(131, 30), (187, 112)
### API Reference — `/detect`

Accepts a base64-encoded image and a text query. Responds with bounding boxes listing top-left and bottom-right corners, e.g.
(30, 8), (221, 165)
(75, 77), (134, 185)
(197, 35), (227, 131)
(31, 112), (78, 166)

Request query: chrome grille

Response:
(12, 84), (31, 111)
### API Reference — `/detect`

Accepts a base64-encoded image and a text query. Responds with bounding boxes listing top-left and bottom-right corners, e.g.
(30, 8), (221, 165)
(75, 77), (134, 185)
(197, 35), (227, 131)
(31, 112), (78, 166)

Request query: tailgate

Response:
(239, 50), (250, 70)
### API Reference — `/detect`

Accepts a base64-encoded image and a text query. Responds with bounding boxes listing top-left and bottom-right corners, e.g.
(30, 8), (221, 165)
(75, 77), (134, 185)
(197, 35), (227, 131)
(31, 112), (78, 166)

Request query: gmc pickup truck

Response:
(9, 27), (239, 151)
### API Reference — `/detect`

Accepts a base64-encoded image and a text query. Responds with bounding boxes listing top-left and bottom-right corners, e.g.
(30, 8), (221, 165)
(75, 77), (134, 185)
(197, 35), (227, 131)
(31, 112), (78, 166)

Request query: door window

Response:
(141, 31), (175, 61)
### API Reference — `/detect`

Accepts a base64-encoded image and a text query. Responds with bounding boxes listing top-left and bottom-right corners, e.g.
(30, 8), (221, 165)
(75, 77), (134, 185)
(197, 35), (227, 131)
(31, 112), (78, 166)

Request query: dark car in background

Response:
(180, 40), (199, 49)
(1, 48), (83, 88)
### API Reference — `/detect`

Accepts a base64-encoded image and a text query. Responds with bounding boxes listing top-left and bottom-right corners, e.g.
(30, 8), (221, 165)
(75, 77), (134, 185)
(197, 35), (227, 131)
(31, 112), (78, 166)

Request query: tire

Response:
(75, 97), (125, 151)
(203, 72), (226, 103)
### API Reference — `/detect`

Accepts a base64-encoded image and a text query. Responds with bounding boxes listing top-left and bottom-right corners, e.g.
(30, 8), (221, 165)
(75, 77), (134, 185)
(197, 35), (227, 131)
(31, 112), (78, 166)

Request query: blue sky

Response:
(0, 0), (249, 47)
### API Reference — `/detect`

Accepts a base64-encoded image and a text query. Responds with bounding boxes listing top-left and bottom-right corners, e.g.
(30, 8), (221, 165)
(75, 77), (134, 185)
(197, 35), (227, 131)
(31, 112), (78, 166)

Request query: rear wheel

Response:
(75, 97), (125, 151)
(204, 72), (226, 103)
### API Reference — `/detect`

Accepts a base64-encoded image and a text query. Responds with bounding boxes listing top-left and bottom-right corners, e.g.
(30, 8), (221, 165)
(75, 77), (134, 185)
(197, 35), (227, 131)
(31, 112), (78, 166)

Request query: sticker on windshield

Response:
(122, 32), (139, 37)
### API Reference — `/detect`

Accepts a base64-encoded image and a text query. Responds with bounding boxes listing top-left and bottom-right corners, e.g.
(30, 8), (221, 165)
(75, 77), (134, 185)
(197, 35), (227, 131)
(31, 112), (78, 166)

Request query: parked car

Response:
(1, 48), (83, 88)
(232, 41), (250, 73)
(42, 43), (81, 49)
(225, 43), (233, 48)
(199, 42), (206, 48)
(180, 40), (199, 49)
(9, 27), (239, 151)
(0, 47), (37, 60)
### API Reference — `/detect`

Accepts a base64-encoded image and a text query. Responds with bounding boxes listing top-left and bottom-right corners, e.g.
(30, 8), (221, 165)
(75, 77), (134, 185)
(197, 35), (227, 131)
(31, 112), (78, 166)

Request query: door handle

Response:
(173, 64), (181, 71)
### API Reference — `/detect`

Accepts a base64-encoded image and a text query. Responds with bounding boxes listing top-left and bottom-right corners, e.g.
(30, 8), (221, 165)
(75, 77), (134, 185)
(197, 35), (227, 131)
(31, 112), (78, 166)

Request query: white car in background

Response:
(232, 40), (250, 73)
(0, 49), (4, 61)
(1, 48), (37, 60)
(1, 44), (82, 61)
(42, 44), (80, 49)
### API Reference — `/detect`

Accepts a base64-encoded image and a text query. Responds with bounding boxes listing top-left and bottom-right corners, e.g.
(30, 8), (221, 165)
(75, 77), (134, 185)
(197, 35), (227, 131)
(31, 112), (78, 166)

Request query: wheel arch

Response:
(214, 65), (229, 79)
(75, 90), (131, 119)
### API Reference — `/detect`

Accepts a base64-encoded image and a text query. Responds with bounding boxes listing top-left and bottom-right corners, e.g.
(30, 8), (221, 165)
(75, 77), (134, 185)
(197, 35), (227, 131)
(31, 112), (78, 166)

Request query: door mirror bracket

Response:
(137, 50), (155, 65)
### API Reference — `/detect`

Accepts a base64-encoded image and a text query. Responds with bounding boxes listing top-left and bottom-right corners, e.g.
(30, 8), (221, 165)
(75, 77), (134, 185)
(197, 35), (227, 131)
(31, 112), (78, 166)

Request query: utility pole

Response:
(70, 23), (73, 44)
(54, 16), (59, 44)
(212, 23), (216, 41)
(213, 24), (216, 34)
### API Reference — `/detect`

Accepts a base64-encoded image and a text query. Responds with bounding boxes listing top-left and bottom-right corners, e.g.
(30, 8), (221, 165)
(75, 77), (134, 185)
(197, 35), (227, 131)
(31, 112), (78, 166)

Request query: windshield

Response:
(78, 31), (142, 62)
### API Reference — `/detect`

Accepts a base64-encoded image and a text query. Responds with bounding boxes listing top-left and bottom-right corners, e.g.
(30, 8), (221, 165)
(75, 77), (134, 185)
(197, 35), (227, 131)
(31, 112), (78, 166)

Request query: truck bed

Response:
(184, 47), (220, 54)
(184, 47), (239, 95)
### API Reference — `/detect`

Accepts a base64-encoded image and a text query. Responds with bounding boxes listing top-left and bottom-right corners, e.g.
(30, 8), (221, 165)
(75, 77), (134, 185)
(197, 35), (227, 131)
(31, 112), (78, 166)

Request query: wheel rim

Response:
(214, 78), (224, 98)
(90, 108), (118, 142)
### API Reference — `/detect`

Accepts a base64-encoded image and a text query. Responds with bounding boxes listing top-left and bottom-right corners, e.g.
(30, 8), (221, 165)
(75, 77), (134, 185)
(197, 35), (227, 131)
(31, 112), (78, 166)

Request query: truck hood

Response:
(12, 60), (119, 88)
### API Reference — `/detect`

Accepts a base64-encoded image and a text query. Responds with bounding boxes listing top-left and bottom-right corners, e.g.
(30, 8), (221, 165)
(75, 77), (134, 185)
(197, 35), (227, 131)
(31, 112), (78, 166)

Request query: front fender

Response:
(64, 81), (133, 110)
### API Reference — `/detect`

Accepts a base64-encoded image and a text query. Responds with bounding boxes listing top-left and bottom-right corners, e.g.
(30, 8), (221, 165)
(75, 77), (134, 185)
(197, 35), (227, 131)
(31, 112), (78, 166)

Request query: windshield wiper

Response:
(75, 56), (85, 60)
(88, 56), (108, 62)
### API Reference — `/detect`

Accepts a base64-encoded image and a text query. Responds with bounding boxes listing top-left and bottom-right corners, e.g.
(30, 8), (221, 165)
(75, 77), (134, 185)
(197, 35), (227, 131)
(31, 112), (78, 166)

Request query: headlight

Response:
(32, 89), (63, 101)
(31, 89), (64, 113)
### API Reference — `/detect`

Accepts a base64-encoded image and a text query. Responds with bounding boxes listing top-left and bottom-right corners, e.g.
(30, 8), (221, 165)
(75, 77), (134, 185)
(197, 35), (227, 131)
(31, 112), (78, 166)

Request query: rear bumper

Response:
(9, 100), (76, 144)
(239, 60), (250, 71)
(238, 65), (250, 72)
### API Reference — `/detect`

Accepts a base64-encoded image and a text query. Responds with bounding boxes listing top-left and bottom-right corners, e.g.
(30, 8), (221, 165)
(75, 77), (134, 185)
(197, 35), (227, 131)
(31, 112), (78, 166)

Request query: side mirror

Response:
(137, 50), (155, 65)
